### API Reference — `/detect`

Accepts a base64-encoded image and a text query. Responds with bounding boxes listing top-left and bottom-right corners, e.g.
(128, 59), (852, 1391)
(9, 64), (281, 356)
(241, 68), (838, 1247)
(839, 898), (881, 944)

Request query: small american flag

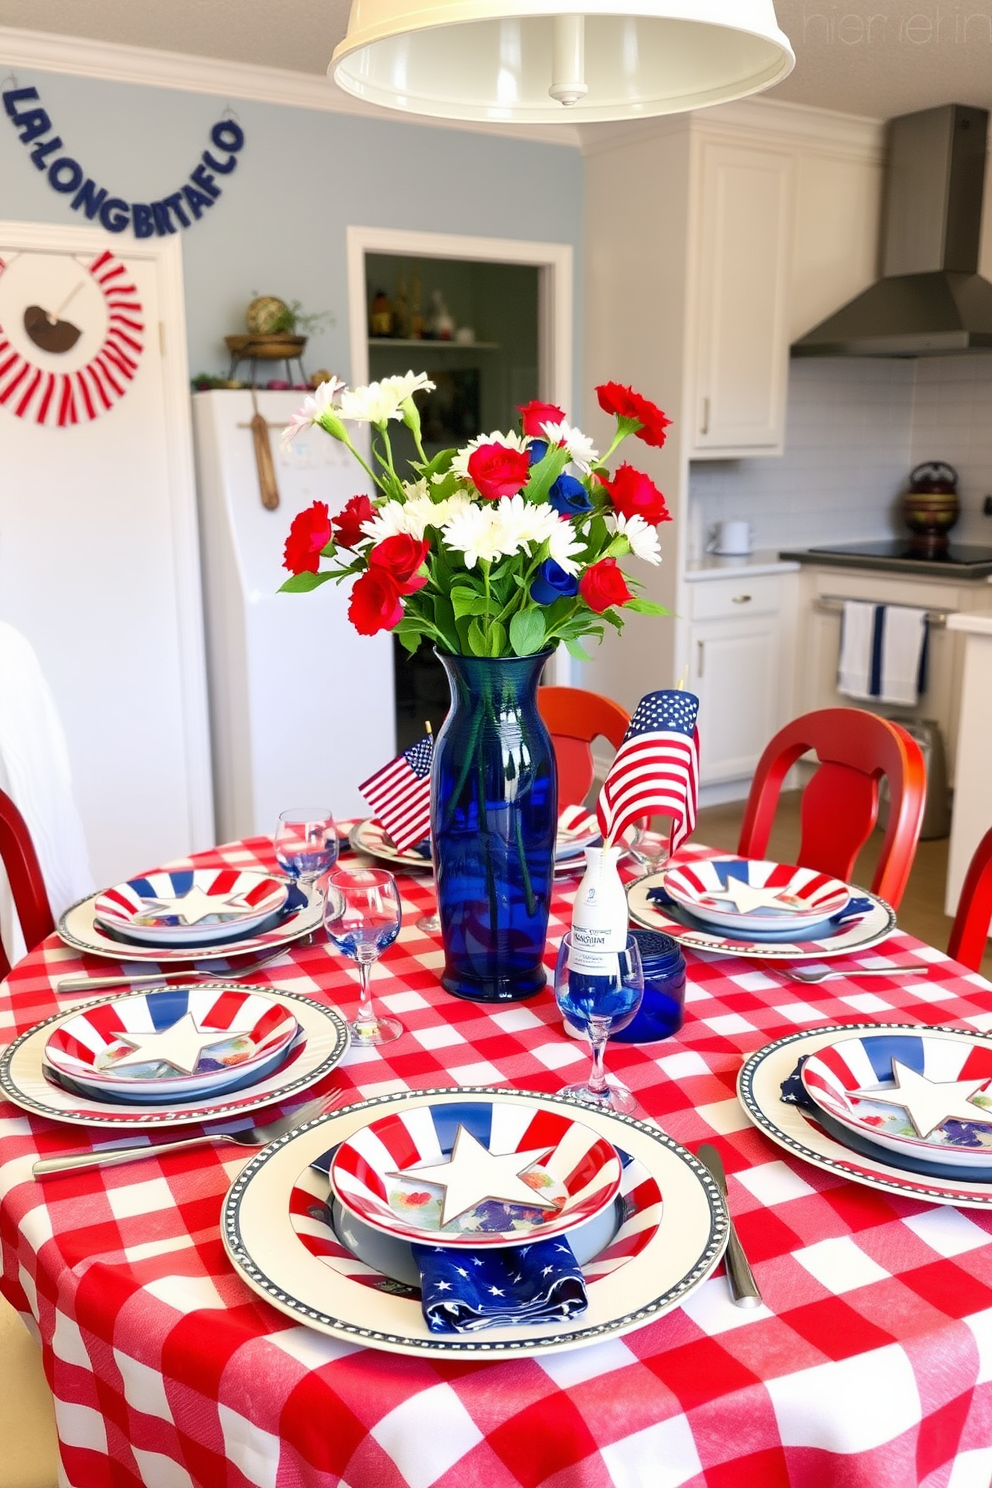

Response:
(359, 735), (434, 852)
(597, 690), (700, 854)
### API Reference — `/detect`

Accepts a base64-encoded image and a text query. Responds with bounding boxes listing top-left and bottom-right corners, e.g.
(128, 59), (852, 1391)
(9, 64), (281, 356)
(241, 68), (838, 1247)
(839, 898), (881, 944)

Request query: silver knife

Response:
(697, 1143), (763, 1309)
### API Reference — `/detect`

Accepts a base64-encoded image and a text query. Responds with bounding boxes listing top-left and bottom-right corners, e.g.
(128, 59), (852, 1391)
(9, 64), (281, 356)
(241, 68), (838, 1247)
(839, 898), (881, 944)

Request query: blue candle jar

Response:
(612, 928), (686, 1044)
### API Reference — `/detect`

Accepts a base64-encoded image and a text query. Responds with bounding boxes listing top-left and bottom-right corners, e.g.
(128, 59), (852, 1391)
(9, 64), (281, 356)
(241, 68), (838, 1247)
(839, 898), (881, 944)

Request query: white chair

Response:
(0, 622), (94, 960)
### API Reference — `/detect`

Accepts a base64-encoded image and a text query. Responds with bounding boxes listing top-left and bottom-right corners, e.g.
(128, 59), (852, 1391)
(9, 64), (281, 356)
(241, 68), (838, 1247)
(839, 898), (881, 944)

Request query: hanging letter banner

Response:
(2, 86), (245, 238)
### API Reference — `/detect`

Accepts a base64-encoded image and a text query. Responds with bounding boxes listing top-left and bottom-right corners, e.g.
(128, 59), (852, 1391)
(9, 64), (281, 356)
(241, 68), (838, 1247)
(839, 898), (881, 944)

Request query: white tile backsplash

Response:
(911, 355), (992, 546)
(688, 359), (915, 556)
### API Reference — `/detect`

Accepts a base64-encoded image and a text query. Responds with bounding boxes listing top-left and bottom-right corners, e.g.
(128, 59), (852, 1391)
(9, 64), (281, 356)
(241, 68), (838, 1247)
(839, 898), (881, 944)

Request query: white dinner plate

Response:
(738, 1023), (992, 1208)
(57, 885), (324, 964)
(663, 858), (851, 934)
(0, 986), (349, 1128)
(627, 873), (896, 960)
(351, 819), (605, 872)
(222, 1086), (729, 1359)
(92, 869), (289, 945)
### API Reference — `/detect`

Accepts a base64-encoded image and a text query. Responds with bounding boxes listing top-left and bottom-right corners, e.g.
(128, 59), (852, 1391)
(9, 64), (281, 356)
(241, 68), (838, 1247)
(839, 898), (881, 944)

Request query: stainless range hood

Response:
(792, 104), (992, 358)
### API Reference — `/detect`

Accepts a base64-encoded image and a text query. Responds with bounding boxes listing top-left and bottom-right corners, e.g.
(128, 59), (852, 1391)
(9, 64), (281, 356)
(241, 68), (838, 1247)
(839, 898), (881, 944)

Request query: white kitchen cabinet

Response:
(686, 574), (789, 784)
(689, 142), (794, 458)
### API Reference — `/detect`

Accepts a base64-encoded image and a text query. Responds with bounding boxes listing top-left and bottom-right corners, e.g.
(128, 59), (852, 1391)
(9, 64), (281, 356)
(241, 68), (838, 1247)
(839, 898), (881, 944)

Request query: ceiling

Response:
(2, 0), (992, 123)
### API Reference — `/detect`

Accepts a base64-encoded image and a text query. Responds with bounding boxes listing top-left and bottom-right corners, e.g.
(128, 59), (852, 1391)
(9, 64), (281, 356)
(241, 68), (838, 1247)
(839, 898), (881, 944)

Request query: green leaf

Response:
(451, 587), (488, 620)
(487, 620), (508, 656)
(397, 629), (422, 655)
(624, 597), (671, 616)
(522, 444), (572, 506)
(414, 447), (455, 482)
(278, 571), (335, 593)
(601, 607), (625, 631)
(509, 607), (547, 656)
(565, 637), (594, 661)
(467, 617), (488, 656)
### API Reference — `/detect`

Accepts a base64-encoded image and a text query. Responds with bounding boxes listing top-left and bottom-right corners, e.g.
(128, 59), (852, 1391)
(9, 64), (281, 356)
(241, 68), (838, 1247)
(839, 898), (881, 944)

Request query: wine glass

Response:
(324, 867), (404, 1045)
(274, 808), (338, 898)
(554, 932), (644, 1114)
(631, 815), (672, 880)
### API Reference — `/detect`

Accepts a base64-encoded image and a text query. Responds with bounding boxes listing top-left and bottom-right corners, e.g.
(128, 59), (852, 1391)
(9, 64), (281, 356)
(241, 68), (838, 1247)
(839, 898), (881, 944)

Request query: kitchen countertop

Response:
(778, 543), (992, 579)
(684, 549), (801, 581)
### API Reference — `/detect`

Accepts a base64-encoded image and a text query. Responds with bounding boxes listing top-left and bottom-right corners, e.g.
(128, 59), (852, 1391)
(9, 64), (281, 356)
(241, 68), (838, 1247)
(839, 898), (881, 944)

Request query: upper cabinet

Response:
(688, 142), (794, 458)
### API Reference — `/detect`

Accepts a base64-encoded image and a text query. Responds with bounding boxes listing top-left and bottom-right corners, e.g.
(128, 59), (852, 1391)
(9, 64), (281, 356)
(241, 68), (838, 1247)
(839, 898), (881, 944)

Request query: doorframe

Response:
(0, 220), (214, 855)
(345, 224), (574, 684)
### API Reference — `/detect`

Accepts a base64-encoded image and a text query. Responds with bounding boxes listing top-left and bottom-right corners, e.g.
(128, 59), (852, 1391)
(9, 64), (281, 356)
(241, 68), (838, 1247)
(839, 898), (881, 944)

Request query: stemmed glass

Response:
(554, 932), (644, 1114)
(324, 867), (404, 1045)
(274, 808), (338, 899)
(631, 815), (672, 880)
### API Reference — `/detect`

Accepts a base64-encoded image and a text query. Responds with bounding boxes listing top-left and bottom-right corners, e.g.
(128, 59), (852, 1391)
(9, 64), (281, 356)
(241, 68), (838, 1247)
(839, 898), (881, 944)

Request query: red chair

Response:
(948, 827), (992, 971)
(0, 788), (54, 979)
(737, 708), (927, 911)
(537, 687), (630, 807)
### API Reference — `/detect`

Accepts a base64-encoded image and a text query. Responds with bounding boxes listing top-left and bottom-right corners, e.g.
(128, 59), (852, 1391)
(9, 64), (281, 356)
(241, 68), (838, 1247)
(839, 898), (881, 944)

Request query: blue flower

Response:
(528, 440), (549, 465)
(549, 473), (593, 517)
(530, 559), (579, 606)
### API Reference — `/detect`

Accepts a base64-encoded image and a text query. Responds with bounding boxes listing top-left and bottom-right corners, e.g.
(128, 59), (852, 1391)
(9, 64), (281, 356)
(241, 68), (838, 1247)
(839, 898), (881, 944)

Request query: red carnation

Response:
(348, 567), (404, 636)
(283, 501), (331, 574)
(333, 494), (375, 549)
(579, 557), (633, 614)
(467, 443), (531, 501)
(601, 463), (671, 527)
(517, 400), (567, 438)
(369, 534), (430, 595)
(596, 382), (672, 448)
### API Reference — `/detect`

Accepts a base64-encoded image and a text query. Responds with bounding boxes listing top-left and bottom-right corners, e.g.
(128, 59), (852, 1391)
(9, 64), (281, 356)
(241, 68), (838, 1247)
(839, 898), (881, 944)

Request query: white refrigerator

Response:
(192, 390), (395, 843)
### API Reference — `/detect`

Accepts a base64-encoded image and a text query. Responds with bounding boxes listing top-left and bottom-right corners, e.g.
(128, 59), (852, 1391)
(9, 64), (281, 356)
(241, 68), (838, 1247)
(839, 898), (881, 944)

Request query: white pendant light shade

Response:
(330, 1), (794, 124)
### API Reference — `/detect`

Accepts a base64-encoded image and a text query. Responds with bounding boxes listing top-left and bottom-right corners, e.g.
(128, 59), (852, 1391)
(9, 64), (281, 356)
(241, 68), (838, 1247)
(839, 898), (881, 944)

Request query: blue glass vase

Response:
(433, 650), (557, 1003)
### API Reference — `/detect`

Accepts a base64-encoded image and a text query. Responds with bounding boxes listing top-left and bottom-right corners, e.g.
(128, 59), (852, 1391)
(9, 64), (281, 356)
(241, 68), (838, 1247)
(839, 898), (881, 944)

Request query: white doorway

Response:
(345, 225), (574, 697)
(0, 221), (213, 885)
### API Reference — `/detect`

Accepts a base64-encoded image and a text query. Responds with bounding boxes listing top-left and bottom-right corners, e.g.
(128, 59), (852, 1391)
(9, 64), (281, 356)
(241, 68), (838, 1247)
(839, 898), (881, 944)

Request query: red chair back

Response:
(0, 789), (54, 979)
(737, 708), (927, 910)
(948, 826), (992, 971)
(537, 687), (631, 807)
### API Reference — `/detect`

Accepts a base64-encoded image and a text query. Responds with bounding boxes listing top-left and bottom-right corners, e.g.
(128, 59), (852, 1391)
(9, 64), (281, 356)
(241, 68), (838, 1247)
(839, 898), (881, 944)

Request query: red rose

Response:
(579, 557), (633, 614)
(369, 534), (430, 594)
(596, 382), (672, 448)
(601, 463), (671, 526)
(517, 400), (567, 438)
(348, 567), (404, 636)
(333, 494), (375, 549)
(283, 501), (331, 574)
(467, 443), (531, 501)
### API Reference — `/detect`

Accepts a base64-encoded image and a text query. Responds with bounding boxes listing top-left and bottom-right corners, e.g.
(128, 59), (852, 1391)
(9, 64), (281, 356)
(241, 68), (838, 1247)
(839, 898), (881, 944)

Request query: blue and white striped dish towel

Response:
(838, 601), (929, 706)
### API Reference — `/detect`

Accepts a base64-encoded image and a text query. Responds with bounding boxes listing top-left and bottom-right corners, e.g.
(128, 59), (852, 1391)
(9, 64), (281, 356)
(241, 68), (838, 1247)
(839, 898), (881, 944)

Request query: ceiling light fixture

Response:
(330, 1), (794, 125)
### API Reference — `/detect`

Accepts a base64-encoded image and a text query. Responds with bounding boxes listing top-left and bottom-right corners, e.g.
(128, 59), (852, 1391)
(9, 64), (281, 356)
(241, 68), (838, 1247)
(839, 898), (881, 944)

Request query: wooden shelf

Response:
(368, 338), (501, 350)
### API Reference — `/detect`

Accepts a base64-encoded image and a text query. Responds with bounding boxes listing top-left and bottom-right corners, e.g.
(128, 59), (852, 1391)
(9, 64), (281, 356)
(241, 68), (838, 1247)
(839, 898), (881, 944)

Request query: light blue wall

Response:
(0, 69), (583, 399)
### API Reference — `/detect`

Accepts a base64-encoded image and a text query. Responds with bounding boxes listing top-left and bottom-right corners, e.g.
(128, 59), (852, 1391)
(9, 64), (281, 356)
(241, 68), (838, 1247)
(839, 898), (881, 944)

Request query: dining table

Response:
(3, 831), (992, 1488)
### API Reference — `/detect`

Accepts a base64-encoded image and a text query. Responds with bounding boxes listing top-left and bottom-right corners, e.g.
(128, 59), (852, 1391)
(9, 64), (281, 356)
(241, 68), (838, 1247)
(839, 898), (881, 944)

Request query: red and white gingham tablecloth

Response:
(3, 837), (992, 1488)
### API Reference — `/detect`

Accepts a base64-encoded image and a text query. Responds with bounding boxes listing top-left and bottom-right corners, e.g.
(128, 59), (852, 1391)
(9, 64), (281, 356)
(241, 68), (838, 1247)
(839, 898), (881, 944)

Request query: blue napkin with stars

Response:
(411, 1237), (588, 1333)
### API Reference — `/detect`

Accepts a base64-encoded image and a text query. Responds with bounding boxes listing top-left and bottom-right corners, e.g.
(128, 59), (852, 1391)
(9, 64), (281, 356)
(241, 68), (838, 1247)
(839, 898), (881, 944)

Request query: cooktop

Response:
(778, 540), (992, 579)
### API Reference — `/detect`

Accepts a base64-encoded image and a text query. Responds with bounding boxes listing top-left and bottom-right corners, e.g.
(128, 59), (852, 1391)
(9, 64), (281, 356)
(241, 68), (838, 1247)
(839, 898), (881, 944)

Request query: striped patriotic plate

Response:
(329, 1099), (623, 1247)
(294, 1145), (654, 1288)
(42, 986), (300, 1103)
(93, 869), (288, 945)
(800, 1030), (992, 1171)
(222, 1087), (728, 1358)
(663, 858), (850, 934)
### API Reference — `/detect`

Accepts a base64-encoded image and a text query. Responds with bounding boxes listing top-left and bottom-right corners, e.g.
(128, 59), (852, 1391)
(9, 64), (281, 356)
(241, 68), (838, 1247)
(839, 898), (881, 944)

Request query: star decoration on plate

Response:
(109, 1012), (253, 1075)
(711, 878), (800, 915)
(389, 1127), (555, 1228)
(852, 1059), (992, 1139)
(136, 884), (259, 926)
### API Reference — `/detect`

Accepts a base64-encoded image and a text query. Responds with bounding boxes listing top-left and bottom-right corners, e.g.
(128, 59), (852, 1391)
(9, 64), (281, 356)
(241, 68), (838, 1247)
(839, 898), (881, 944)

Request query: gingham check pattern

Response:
(4, 836), (992, 1488)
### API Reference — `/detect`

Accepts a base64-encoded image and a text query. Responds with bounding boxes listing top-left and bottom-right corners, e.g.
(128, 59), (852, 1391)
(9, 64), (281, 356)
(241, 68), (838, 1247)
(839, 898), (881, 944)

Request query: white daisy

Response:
(402, 477), (429, 501)
(402, 490), (472, 538)
(615, 512), (661, 564)
(338, 379), (406, 426)
(494, 494), (559, 553)
(382, 371), (435, 404)
(441, 504), (510, 568)
(450, 430), (530, 482)
(547, 519), (586, 575)
(360, 500), (420, 543)
(280, 375), (346, 449)
(540, 419), (600, 474)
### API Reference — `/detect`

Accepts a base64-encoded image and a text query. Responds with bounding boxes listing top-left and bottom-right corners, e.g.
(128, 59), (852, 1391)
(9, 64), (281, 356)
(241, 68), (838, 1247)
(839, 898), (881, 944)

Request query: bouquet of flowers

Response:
(279, 372), (672, 659)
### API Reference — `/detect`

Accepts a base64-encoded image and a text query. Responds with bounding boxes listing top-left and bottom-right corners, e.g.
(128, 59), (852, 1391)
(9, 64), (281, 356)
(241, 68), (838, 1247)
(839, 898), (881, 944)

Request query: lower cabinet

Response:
(684, 573), (791, 786)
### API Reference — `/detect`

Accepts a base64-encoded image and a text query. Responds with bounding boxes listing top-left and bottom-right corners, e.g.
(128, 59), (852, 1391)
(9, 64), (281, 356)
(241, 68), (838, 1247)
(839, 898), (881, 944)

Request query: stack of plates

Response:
(739, 1023), (992, 1208)
(628, 856), (896, 960)
(222, 1088), (730, 1358)
(0, 984), (349, 1128)
(58, 868), (325, 964)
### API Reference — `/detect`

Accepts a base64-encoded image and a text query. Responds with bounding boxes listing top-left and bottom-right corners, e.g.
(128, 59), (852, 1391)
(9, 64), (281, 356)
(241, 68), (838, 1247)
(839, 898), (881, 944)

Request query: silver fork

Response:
(32, 1089), (348, 1179)
(781, 964), (929, 984)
